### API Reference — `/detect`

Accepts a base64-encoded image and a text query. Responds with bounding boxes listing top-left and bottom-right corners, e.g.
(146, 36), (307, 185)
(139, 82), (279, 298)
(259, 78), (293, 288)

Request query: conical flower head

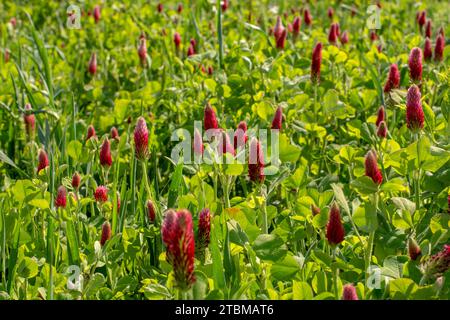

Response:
(406, 85), (424, 131)
(423, 37), (432, 61)
(292, 16), (301, 35)
(23, 103), (35, 137)
(147, 200), (156, 223)
(248, 137), (265, 183)
(271, 106), (283, 130)
(86, 124), (96, 140)
(138, 38), (147, 64)
(365, 150), (383, 185)
(327, 7), (334, 19)
(174, 32), (181, 49)
(304, 8), (312, 26)
(55, 185), (67, 208)
(384, 64), (400, 93)
(221, 0), (229, 12)
(134, 117), (149, 160)
(94, 186), (108, 203)
(370, 30), (378, 42)
(217, 131), (235, 156)
(340, 31), (349, 45)
(93, 5), (101, 23)
(204, 103), (218, 131)
(342, 284), (358, 300)
(193, 128), (204, 156)
(273, 16), (285, 41)
(408, 47), (423, 83)
(99, 138), (112, 167)
(110, 127), (119, 140)
(72, 172), (81, 189)
(328, 23), (337, 44)
(162, 209), (196, 290)
(100, 221), (111, 246)
(196, 208), (211, 253)
(275, 29), (287, 49)
(88, 52), (97, 75)
(37, 149), (49, 173)
(311, 42), (322, 84)
(177, 3), (183, 13)
(425, 20), (432, 38)
(377, 121), (387, 139)
(375, 106), (385, 126)
(234, 121), (248, 150)
(434, 34), (444, 62)
(408, 238), (422, 261)
(326, 202), (345, 246)
(187, 44), (195, 56)
(420, 245), (450, 278)
(418, 11), (426, 29)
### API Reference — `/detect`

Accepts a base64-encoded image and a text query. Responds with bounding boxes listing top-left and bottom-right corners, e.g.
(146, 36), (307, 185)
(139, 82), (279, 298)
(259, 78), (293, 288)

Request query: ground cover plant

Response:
(0, 0), (449, 300)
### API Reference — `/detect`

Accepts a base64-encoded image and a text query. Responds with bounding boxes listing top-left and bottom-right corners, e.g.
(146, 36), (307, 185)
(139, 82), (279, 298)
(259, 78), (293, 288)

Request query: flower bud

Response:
(55, 186), (67, 208)
(365, 150), (383, 185)
(326, 202), (345, 246)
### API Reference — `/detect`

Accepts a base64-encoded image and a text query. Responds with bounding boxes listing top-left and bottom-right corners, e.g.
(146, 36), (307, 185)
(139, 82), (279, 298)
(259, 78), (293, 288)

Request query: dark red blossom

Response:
(204, 103), (219, 131)
(326, 202), (345, 246)
(406, 85), (424, 131)
(174, 32), (181, 49)
(138, 38), (147, 65)
(328, 23), (338, 45)
(110, 127), (119, 140)
(384, 64), (400, 93)
(23, 103), (35, 137)
(147, 199), (156, 223)
(88, 52), (97, 75)
(292, 16), (301, 35)
(304, 8), (312, 26)
(134, 117), (149, 160)
(340, 31), (349, 45)
(311, 42), (322, 84)
(72, 172), (81, 189)
(99, 138), (112, 167)
(100, 221), (111, 246)
(37, 149), (49, 173)
(271, 106), (283, 130)
(55, 186), (67, 208)
(162, 209), (196, 290)
(418, 11), (426, 30)
(196, 208), (211, 255)
(157, 3), (163, 13)
(377, 121), (387, 139)
(276, 29), (287, 49)
(248, 138), (265, 183)
(273, 16), (285, 41)
(94, 186), (108, 203)
(221, 0), (229, 12)
(187, 44), (195, 57)
(421, 245), (450, 278)
(93, 5), (101, 24)
(193, 128), (204, 156)
(375, 106), (385, 127)
(177, 3), (183, 14)
(365, 150), (383, 185)
(408, 47), (423, 83)
(234, 121), (248, 150)
(425, 20), (432, 38)
(434, 34), (445, 62)
(408, 238), (421, 261)
(86, 124), (96, 140)
(342, 284), (358, 300)
(327, 7), (334, 19)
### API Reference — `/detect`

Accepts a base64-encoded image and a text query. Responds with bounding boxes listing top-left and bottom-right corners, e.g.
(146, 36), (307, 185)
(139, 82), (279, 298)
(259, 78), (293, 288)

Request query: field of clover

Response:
(0, 0), (449, 301)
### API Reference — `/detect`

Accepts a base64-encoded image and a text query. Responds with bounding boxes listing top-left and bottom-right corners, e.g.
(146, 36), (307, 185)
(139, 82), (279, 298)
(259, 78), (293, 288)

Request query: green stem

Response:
(332, 248), (339, 300)
(365, 193), (378, 285)
(414, 133), (421, 220)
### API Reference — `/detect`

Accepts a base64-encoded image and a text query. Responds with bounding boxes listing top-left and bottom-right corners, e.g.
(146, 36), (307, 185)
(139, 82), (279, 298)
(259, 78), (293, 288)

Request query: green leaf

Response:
(350, 176), (379, 195)
(381, 178), (408, 193)
(167, 161), (183, 208)
(391, 197), (416, 215)
(141, 283), (172, 300)
(67, 140), (82, 162)
(28, 199), (49, 210)
(292, 281), (314, 300)
(271, 254), (300, 281)
(253, 234), (288, 262)
(84, 273), (106, 299)
(17, 257), (39, 279)
(389, 278), (417, 300)
(353, 202), (378, 232)
(331, 183), (350, 215)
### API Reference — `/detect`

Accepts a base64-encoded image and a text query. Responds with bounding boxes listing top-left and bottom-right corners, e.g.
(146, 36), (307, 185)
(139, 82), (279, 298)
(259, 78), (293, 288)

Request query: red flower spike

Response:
(55, 185), (67, 208)
(72, 172), (81, 189)
(418, 11), (426, 29)
(328, 23), (338, 44)
(340, 31), (349, 45)
(304, 8), (312, 26)
(37, 149), (49, 173)
(425, 20), (432, 38)
(177, 3), (183, 14)
(273, 16), (285, 41)
(94, 186), (108, 203)
(100, 221), (111, 246)
(217, 131), (235, 156)
(23, 103), (35, 137)
(326, 202), (345, 246)
(86, 124), (96, 140)
(406, 85), (424, 131)
(424, 38), (432, 61)
(327, 7), (334, 19)
(408, 47), (423, 83)
(420, 245), (450, 278)
(134, 117), (149, 160)
(147, 200), (156, 223)
(93, 5), (101, 24)
(311, 42), (322, 84)
(292, 16), (301, 35)
(370, 30), (378, 42)
(138, 38), (147, 65)
(88, 52), (97, 75)
(276, 29), (287, 49)
(342, 284), (359, 300)
(248, 137), (265, 183)
(162, 209), (196, 290)
(384, 64), (400, 93)
(234, 121), (248, 150)
(377, 121), (387, 139)
(376, 106), (385, 126)
(193, 128), (204, 156)
(196, 208), (211, 252)
(408, 238), (422, 261)
(110, 127), (119, 140)
(187, 44), (195, 57)
(99, 138), (112, 167)
(204, 103), (219, 131)
(271, 106), (283, 130)
(365, 150), (383, 185)
(221, 0), (229, 12)
(157, 3), (163, 13)
(208, 66), (213, 75)
(174, 32), (181, 49)
(434, 34), (445, 62)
